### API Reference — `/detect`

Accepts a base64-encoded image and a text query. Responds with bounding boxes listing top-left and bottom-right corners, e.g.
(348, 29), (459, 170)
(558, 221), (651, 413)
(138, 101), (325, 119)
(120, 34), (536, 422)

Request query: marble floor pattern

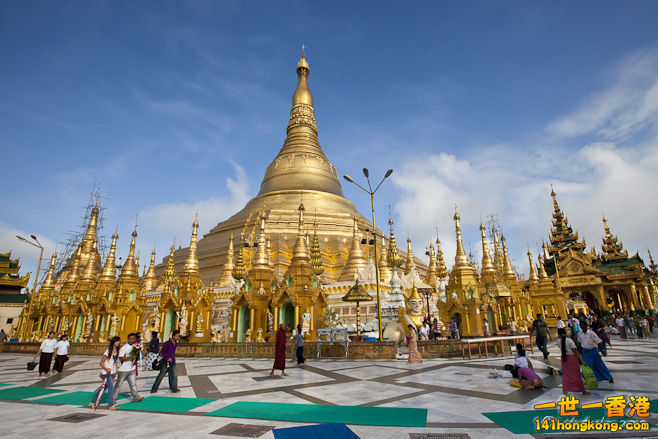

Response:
(1, 336), (658, 438)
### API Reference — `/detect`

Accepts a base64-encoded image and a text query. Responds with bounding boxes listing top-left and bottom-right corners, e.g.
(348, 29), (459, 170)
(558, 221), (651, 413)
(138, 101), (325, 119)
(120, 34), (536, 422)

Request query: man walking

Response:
(151, 330), (180, 393)
(531, 313), (551, 360)
(113, 333), (144, 403)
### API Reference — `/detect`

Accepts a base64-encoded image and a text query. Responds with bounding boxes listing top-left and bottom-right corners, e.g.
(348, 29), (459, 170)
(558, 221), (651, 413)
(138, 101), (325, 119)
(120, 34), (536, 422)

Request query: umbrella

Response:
(94, 374), (108, 410)
(341, 279), (373, 336)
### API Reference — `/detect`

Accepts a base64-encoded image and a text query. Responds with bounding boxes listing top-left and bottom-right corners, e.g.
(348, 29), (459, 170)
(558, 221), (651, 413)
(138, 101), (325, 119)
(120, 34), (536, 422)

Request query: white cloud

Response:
(548, 48), (658, 140)
(393, 47), (658, 278)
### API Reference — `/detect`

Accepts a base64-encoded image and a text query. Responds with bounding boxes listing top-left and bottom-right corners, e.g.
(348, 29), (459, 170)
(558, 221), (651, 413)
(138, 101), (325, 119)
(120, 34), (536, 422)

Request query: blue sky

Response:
(2, 1), (658, 285)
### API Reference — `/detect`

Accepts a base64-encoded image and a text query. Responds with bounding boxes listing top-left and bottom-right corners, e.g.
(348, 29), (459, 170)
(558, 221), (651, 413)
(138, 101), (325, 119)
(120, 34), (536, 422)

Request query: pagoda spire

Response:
(480, 222), (496, 280)
(453, 208), (469, 268)
(67, 246), (83, 284)
(162, 243), (179, 291)
(425, 241), (437, 285)
(648, 249), (657, 272)
(82, 238), (100, 281)
(254, 214), (271, 268)
(217, 234), (235, 286)
(339, 218), (367, 281)
(547, 187), (585, 256)
(183, 216), (200, 274)
(527, 247), (538, 282)
(436, 236), (448, 278)
(538, 254), (549, 279)
(387, 216), (403, 269)
(378, 236), (392, 282)
(405, 236), (416, 275)
(232, 233), (246, 281)
(100, 230), (118, 283)
(501, 235), (516, 282)
(257, 47), (344, 197)
(310, 222), (324, 276)
(41, 252), (57, 291)
(492, 226), (503, 273)
(600, 214), (628, 262)
(292, 203), (310, 262)
(143, 249), (157, 291)
(119, 227), (139, 281)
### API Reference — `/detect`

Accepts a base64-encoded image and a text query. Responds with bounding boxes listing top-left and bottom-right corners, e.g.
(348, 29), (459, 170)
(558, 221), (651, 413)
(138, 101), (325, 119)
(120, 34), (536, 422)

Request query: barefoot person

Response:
(113, 333), (144, 403)
(151, 330), (180, 394)
(53, 334), (70, 374)
(407, 324), (423, 363)
(270, 324), (288, 377)
(557, 328), (590, 395)
(35, 331), (57, 377)
(90, 336), (121, 410)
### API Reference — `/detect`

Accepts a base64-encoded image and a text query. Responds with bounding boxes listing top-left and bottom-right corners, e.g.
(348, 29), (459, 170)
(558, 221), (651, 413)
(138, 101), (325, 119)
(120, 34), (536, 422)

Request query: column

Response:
(54, 316), (61, 333)
(597, 285), (609, 311)
(37, 316), (44, 333)
(310, 306), (315, 331)
(643, 285), (653, 310)
(629, 284), (640, 310)
(232, 309), (238, 332)
(273, 307), (280, 330)
(189, 310), (195, 334)
(294, 306), (300, 329)
(249, 308), (255, 333)
(120, 315), (126, 332)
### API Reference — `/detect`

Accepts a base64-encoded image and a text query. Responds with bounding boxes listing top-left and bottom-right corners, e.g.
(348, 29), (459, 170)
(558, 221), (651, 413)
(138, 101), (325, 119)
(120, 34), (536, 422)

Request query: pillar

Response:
(597, 285), (609, 311)
(273, 307), (280, 330)
(232, 309), (238, 332)
(294, 306), (300, 329)
(189, 310), (195, 334)
(54, 316), (61, 333)
(249, 308), (255, 333)
(643, 285), (653, 310)
(120, 315), (126, 332)
(629, 284), (639, 310)
(37, 316), (44, 333)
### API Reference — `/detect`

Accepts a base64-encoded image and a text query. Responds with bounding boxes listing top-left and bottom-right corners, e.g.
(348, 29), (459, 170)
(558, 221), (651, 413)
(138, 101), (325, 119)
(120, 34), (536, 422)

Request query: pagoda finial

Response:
(527, 246), (538, 282)
(538, 254), (548, 279)
(254, 213), (270, 268)
(425, 241), (437, 285)
(480, 222), (496, 279)
(405, 236), (416, 275)
(453, 207), (469, 267)
(143, 248), (157, 292)
(501, 235), (516, 281)
(100, 230), (118, 283)
(339, 217), (367, 281)
(310, 222), (324, 276)
(387, 215), (403, 268)
(40, 252), (58, 291)
(435, 233), (448, 278)
(232, 233), (246, 280)
(183, 217), (199, 274)
(292, 203), (310, 261)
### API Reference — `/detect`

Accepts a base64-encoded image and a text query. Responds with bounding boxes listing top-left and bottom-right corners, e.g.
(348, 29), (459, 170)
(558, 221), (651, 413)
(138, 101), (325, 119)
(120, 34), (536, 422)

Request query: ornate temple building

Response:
(12, 50), (657, 344)
(0, 252), (30, 334)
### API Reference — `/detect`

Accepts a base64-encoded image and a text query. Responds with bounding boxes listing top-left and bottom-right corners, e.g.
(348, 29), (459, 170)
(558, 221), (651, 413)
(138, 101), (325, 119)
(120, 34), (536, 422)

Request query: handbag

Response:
(152, 357), (164, 370)
(580, 364), (598, 389)
(27, 361), (38, 371)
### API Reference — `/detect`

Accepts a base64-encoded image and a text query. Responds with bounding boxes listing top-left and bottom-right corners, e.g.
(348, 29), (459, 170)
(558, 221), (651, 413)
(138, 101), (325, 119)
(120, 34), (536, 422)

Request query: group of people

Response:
(34, 331), (70, 377)
(615, 312), (656, 339)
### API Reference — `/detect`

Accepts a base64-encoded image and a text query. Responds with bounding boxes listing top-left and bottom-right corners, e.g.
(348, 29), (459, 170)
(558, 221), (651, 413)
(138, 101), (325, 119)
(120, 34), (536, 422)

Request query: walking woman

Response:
(295, 324), (305, 365)
(578, 322), (614, 384)
(407, 324), (423, 364)
(35, 331), (57, 377)
(144, 331), (159, 370)
(89, 336), (120, 410)
(557, 328), (590, 395)
(53, 334), (70, 374)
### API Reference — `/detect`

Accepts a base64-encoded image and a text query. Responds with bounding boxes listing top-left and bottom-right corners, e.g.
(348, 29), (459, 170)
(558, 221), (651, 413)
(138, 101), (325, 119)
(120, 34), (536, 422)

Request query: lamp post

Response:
(16, 234), (44, 340)
(343, 168), (393, 341)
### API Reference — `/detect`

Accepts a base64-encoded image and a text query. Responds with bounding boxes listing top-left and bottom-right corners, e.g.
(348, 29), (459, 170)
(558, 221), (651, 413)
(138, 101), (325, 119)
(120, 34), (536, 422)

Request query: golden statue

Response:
(255, 328), (265, 342)
(383, 286), (426, 345)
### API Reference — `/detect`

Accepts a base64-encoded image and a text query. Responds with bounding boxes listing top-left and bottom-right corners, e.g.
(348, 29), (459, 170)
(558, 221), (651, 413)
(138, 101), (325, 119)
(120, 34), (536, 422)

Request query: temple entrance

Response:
(281, 301), (294, 331)
(451, 312), (462, 331)
(163, 308), (176, 339)
(237, 303), (249, 342)
(486, 308), (495, 333)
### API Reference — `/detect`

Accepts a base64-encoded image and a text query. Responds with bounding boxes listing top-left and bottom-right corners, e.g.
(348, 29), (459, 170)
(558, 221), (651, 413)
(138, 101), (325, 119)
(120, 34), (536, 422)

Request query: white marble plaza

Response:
(1, 337), (658, 438)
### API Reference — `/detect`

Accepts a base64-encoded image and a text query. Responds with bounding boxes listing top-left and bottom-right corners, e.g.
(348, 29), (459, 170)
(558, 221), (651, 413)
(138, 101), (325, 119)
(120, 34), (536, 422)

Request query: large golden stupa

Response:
(160, 49), (376, 284)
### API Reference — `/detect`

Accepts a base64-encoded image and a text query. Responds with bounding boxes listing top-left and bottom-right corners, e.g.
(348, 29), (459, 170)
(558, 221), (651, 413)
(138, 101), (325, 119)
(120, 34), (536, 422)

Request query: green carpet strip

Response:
(0, 386), (63, 401)
(36, 391), (131, 406)
(206, 402), (427, 427)
(117, 395), (217, 413)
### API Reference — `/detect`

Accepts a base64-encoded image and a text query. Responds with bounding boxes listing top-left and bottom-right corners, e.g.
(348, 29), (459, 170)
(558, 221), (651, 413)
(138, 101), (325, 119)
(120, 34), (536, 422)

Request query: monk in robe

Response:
(270, 324), (288, 377)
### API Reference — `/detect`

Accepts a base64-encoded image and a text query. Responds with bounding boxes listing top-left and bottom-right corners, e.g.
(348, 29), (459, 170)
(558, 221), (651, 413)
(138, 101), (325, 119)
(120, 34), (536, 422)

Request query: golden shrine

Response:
(12, 49), (658, 344)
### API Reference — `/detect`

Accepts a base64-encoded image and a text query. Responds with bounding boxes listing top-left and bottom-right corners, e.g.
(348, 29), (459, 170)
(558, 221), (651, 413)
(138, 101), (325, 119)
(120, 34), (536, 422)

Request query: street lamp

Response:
(16, 234), (44, 340)
(343, 168), (393, 341)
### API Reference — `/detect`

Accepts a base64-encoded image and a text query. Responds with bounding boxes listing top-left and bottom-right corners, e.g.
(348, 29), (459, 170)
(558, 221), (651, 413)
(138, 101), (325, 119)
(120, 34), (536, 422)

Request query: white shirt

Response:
(578, 329), (602, 350)
(40, 338), (57, 353)
(514, 355), (529, 369)
(557, 319), (565, 329)
(116, 343), (136, 372)
(557, 336), (577, 355)
(101, 349), (117, 375)
(616, 317), (625, 327)
(419, 325), (429, 336)
(55, 340), (70, 355)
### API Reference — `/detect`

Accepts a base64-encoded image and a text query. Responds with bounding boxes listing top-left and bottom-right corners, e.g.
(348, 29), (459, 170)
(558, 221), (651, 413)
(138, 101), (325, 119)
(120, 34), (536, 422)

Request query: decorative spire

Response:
(232, 233), (246, 280)
(649, 250), (657, 272)
(266, 236), (273, 267)
(163, 243), (179, 291)
(67, 246), (83, 284)
(501, 235), (516, 282)
(119, 227), (139, 281)
(436, 236), (448, 278)
(538, 254), (548, 279)
(453, 208), (469, 267)
(492, 226), (503, 273)
(425, 241), (437, 285)
(547, 187), (586, 256)
(378, 236), (392, 282)
(479, 222), (496, 280)
(254, 214), (271, 268)
(405, 236), (416, 275)
(387, 215), (403, 268)
(600, 214), (628, 262)
(100, 230), (118, 283)
(292, 203), (310, 261)
(41, 252), (57, 291)
(310, 222), (324, 276)
(183, 216), (200, 274)
(256, 47), (344, 198)
(82, 238), (100, 281)
(217, 234), (235, 285)
(527, 247), (538, 282)
(143, 249), (157, 291)
(339, 217), (367, 281)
